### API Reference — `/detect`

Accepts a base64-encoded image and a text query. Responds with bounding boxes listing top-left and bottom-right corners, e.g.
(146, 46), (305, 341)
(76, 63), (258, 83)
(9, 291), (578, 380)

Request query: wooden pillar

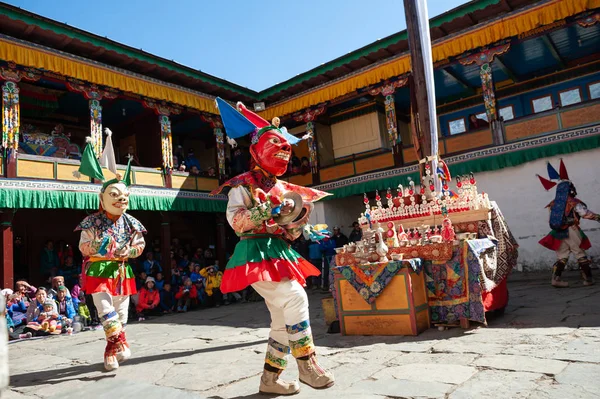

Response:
(215, 214), (226, 271)
(0, 210), (15, 289)
(160, 212), (171, 280)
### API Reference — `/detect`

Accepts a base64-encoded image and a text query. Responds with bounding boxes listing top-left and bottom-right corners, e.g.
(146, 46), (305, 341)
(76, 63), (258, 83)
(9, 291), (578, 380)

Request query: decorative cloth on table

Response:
(425, 239), (494, 325)
(334, 259), (422, 304)
(476, 201), (519, 291)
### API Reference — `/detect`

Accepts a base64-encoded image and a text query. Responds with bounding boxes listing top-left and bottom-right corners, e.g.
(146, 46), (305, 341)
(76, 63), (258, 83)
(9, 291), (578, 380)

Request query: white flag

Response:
(100, 128), (117, 175)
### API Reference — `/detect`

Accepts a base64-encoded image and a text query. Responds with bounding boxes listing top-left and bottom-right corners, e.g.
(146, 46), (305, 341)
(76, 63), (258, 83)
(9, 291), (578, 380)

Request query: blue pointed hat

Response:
(215, 97), (303, 146)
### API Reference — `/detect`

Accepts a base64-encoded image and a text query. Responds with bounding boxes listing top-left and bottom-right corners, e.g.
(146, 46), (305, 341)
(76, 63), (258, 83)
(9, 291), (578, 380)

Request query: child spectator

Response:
(200, 266), (223, 308)
(194, 280), (207, 307)
(190, 265), (202, 283)
(186, 263), (195, 278)
(77, 292), (91, 328)
(136, 277), (160, 321)
(55, 286), (76, 322)
(71, 277), (82, 311)
(154, 272), (165, 291)
(160, 283), (175, 313)
(171, 266), (183, 290)
(175, 278), (197, 313)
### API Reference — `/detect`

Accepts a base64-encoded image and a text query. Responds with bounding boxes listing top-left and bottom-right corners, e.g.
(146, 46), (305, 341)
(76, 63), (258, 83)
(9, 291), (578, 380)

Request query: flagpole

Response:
(403, 0), (440, 193)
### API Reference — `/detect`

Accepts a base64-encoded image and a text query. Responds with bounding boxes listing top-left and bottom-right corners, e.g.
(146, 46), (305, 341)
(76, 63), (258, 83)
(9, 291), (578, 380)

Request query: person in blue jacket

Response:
(55, 286), (76, 321)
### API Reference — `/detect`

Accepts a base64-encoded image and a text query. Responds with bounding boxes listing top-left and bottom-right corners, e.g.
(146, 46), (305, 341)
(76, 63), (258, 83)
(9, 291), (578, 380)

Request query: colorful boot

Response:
(287, 321), (334, 389)
(259, 338), (299, 395)
(578, 258), (594, 286)
(551, 259), (569, 288)
(101, 311), (123, 371)
(115, 330), (131, 363)
(296, 354), (335, 389)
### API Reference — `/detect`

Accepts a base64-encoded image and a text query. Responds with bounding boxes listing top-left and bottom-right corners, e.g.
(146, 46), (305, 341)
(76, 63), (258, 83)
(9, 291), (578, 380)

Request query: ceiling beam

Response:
(58, 36), (73, 48)
(91, 47), (106, 57)
(494, 56), (519, 83)
(23, 25), (35, 35)
(541, 34), (565, 69)
(441, 67), (476, 94)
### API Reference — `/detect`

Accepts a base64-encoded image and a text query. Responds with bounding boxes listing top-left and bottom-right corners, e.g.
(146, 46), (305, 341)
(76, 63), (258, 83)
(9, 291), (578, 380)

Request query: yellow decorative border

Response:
(260, 0), (598, 119)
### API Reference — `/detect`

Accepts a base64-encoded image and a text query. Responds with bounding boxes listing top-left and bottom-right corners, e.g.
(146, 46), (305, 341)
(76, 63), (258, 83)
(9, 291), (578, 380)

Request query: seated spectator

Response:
(15, 280), (36, 302)
(194, 280), (207, 307)
(186, 149), (201, 171)
(191, 248), (205, 267)
(136, 277), (160, 321)
(300, 157), (311, 174)
(4, 291), (32, 341)
(290, 155), (301, 175)
(77, 292), (91, 328)
(5, 290), (28, 327)
(160, 283), (175, 313)
(190, 265), (202, 283)
(171, 266), (183, 290)
(136, 271), (148, 291)
(59, 256), (78, 287)
(154, 272), (165, 291)
(207, 166), (217, 177)
(349, 221), (362, 243)
(189, 166), (200, 176)
(123, 145), (141, 166)
(55, 286), (76, 324)
(40, 240), (60, 279)
(332, 226), (349, 247)
(143, 252), (162, 276)
(48, 276), (66, 299)
(186, 263), (195, 278)
(71, 277), (82, 311)
(200, 266), (223, 308)
(175, 278), (197, 313)
(468, 114), (489, 130)
(24, 289), (60, 336)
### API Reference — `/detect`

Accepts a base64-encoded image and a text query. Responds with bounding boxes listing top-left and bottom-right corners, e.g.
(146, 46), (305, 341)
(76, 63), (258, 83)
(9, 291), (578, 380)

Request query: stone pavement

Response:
(4, 271), (600, 399)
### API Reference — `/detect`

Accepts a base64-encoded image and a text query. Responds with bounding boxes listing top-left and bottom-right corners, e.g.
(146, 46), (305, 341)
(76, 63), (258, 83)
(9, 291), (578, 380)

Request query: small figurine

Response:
(441, 217), (456, 242)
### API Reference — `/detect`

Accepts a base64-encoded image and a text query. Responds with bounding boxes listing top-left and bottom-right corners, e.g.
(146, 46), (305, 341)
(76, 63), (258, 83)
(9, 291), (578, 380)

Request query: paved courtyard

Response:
(4, 271), (600, 399)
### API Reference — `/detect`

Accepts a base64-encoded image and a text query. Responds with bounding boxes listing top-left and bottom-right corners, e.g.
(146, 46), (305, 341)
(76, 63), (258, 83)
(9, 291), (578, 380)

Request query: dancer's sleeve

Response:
(574, 203), (600, 221)
(79, 228), (102, 257)
(226, 187), (271, 233)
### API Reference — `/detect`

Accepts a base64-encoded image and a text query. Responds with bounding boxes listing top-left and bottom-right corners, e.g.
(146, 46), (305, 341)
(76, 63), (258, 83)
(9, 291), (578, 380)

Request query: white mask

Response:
(100, 182), (130, 216)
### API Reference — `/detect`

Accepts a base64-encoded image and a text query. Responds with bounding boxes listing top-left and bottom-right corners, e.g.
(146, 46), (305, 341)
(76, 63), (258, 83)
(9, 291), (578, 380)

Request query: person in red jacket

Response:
(175, 278), (197, 313)
(135, 277), (160, 321)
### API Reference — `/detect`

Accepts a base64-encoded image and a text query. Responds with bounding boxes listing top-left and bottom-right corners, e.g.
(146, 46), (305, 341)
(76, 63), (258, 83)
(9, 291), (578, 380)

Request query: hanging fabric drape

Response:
(214, 127), (226, 178)
(89, 99), (103, 158)
(306, 122), (318, 174)
(2, 81), (20, 158)
(160, 115), (173, 170)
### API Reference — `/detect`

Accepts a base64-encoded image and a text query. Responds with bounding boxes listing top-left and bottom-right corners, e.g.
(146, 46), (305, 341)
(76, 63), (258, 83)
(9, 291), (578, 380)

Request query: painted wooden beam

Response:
(494, 56), (519, 83)
(441, 67), (477, 94)
(541, 34), (565, 69)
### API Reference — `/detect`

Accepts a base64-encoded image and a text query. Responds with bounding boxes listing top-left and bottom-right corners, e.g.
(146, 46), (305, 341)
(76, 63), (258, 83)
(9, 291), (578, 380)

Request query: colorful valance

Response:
(260, 0), (598, 119)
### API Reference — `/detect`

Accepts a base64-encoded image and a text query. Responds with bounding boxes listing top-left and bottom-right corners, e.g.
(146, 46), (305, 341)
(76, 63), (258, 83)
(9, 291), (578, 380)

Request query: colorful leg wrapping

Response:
(578, 258), (593, 280)
(265, 338), (291, 370)
(286, 320), (315, 358)
(553, 259), (567, 277)
(102, 310), (123, 358)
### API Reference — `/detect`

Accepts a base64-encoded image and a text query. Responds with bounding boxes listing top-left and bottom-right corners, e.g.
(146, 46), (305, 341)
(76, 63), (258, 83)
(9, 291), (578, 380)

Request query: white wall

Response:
(309, 148), (600, 270)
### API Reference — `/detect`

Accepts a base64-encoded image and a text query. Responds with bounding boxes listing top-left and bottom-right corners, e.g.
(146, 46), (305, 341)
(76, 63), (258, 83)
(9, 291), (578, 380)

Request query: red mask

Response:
(250, 130), (291, 176)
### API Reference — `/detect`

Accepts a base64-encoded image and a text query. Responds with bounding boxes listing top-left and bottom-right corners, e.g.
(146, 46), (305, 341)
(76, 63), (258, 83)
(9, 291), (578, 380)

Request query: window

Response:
(559, 88), (582, 107)
(532, 95), (553, 113)
(589, 82), (600, 100)
(475, 112), (488, 122)
(448, 118), (466, 135)
(499, 105), (515, 121)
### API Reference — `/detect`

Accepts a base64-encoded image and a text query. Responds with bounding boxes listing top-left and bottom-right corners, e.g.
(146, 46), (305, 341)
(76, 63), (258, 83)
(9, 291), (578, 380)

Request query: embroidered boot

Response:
(104, 339), (120, 371)
(296, 354), (334, 389)
(115, 330), (131, 363)
(551, 260), (568, 288)
(259, 369), (300, 395)
(579, 259), (594, 286)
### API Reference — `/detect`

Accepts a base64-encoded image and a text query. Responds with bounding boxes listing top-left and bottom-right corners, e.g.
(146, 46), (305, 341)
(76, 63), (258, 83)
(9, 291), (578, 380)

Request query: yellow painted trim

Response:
(133, 170), (164, 187)
(0, 37), (218, 114)
(196, 177), (219, 192)
(260, 0), (597, 119)
(17, 159), (54, 179)
(57, 163), (89, 182)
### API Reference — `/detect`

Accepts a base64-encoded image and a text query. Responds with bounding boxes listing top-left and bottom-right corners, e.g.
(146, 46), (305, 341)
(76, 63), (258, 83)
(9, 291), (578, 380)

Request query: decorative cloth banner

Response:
(424, 239), (495, 325)
(89, 99), (102, 158)
(214, 127), (225, 177)
(384, 94), (399, 147)
(2, 81), (19, 157)
(480, 63), (497, 122)
(333, 259), (422, 304)
(160, 115), (173, 170)
(306, 122), (318, 174)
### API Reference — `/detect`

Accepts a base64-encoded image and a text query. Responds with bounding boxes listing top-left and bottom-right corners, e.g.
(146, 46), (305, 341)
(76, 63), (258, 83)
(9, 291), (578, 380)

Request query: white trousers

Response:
(92, 293), (130, 326)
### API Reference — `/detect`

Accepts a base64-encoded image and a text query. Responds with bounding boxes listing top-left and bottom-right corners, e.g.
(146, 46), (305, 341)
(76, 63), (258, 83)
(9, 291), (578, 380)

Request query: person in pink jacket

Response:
(135, 277), (159, 321)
